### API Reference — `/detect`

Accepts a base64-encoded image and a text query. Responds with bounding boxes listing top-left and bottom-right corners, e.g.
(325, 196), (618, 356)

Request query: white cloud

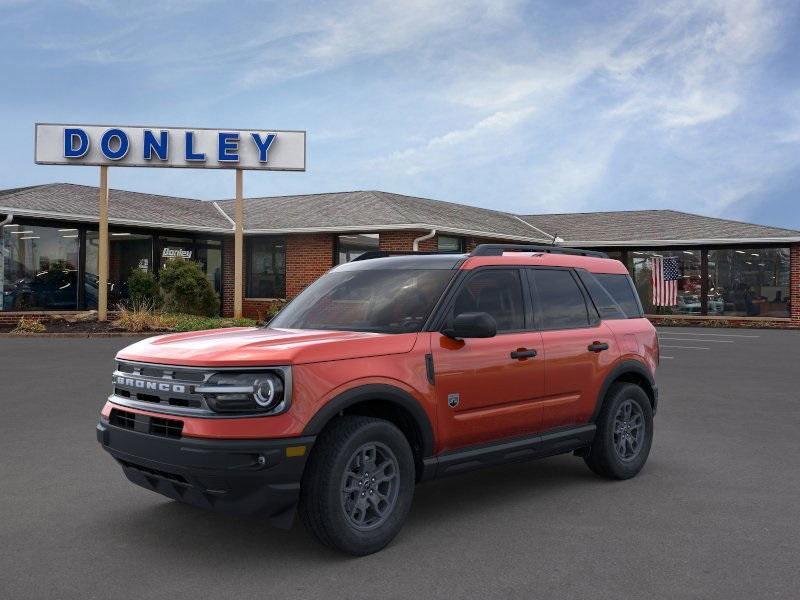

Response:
(378, 106), (535, 175)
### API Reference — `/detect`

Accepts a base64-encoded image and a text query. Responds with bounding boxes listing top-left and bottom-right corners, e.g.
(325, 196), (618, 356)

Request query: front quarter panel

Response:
(290, 342), (435, 439)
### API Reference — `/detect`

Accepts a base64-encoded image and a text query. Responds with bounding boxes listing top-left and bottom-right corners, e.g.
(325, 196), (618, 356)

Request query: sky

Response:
(1, 0), (799, 229)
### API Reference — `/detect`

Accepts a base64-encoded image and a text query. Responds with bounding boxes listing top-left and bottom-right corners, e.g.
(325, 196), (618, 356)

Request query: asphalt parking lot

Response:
(1, 327), (799, 600)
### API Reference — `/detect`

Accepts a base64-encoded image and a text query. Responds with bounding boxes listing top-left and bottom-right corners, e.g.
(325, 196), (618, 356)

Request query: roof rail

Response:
(470, 244), (608, 258)
(351, 250), (453, 262)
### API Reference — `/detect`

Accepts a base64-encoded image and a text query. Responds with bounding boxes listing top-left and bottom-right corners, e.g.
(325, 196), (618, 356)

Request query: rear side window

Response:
(594, 273), (643, 318)
(531, 269), (590, 329)
(577, 271), (627, 320)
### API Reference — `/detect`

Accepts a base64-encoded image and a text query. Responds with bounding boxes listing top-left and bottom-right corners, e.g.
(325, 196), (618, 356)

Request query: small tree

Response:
(159, 259), (220, 316)
(127, 269), (162, 309)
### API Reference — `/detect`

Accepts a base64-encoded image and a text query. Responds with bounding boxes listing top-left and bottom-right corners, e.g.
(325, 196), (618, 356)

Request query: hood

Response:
(116, 327), (419, 367)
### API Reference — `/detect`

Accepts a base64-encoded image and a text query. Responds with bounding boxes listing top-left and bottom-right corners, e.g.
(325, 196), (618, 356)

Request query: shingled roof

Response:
(1, 183), (798, 244)
(518, 210), (800, 245)
(215, 190), (550, 241)
(0, 183), (230, 232)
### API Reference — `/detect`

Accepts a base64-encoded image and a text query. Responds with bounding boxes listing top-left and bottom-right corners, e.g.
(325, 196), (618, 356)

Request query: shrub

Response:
(168, 314), (258, 332)
(11, 317), (46, 334)
(114, 302), (171, 332)
(127, 269), (162, 308)
(158, 259), (220, 316)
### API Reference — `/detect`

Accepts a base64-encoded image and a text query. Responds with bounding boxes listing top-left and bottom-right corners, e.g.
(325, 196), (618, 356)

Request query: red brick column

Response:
(286, 233), (335, 298)
(221, 237), (235, 317)
(791, 244), (800, 325)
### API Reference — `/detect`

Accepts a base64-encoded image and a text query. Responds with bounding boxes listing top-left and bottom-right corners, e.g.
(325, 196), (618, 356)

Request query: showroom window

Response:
(85, 230), (154, 309)
(196, 240), (223, 295)
(337, 234), (379, 264)
(1, 223), (80, 311)
(631, 249), (702, 315)
(707, 248), (790, 318)
(247, 236), (285, 298)
(438, 235), (464, 253)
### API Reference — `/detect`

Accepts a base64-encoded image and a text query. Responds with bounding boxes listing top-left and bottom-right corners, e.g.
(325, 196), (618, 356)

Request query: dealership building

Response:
(1, 182), (799, 327)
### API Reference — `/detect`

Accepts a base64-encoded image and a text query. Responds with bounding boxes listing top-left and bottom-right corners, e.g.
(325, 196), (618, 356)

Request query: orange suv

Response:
(97, 244), (659, 555)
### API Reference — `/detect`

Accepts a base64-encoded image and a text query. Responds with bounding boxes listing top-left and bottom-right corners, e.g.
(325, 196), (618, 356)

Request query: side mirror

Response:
(442, 312), (497, 339)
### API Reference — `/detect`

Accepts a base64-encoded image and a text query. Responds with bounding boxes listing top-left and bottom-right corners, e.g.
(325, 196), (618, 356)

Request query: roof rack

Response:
(351, 250), (452, 262)
(470, 244), (608, 258)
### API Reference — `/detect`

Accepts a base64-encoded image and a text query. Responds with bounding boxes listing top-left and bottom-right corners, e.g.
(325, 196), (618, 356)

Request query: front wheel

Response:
(584, 382), (654, 479)
(299, 416), (415, 555)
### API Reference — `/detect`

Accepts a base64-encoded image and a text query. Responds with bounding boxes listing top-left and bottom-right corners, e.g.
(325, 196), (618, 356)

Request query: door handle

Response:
(510, 348), (537, 360)
(588, 341), (609, 353)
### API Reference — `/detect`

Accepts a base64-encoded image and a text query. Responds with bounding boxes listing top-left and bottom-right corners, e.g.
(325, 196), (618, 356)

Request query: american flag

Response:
(651, 256), (679, 306)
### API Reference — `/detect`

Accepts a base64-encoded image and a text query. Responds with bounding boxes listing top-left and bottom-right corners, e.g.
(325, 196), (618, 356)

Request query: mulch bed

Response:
(0, 317), (168, 335)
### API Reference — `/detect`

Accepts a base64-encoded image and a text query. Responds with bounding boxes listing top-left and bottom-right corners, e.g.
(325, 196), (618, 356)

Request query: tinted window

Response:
(532, 269), (589, 329)
(577, 271), (626, 320)
(2, 224), (79, 310)
(337, 233), (379, 264)
(270, 269), (453, 333)
(247, 237), (286, 298)
(449, 269), (524, 332)
(706, 248), (789, 318)
(438, 235), (464, 253)
(595, 273), (643, 318)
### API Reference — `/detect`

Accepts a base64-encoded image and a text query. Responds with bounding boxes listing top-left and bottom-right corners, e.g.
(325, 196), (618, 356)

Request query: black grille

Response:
(118, 362), (205, 382)
(118, 459), (188, 484)
(113, 360), (210, 414)
(108, 408), (184, 439)
(109, 408), (136, 430)
(149, 416), (183, 439)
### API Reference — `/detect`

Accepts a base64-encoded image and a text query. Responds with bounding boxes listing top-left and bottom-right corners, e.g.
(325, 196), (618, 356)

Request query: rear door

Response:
(527, 268), (619, 431)
(431, 267), (545, 451)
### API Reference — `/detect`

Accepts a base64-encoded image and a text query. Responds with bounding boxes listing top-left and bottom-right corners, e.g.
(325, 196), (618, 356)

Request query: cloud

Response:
(377, 106), (536, 175)
(238, 0), (521, 88)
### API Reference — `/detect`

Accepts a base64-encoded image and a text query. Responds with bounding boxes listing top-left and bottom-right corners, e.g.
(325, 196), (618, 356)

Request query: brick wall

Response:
(221, 237), (235, 317)
(233, 233), (335, 321)
(379, 231), (509, 252)
(286, 234), (335, 298)
(378, 230), (437, 251)
(791, 244), (800, 325)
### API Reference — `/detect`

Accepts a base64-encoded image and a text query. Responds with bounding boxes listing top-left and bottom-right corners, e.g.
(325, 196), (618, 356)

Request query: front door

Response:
(431, 268), (545, 451)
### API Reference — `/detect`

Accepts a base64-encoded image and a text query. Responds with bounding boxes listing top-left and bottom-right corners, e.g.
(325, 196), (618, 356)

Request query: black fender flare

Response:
(591, 359), (657, 421)
(302, 384), (435, 458)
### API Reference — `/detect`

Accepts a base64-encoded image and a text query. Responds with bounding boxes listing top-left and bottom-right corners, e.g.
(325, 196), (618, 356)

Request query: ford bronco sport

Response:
(97, 244), (658, 555)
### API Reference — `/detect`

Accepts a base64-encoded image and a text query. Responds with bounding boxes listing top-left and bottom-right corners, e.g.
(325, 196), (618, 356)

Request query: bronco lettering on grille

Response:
(115, 376), (186, 394)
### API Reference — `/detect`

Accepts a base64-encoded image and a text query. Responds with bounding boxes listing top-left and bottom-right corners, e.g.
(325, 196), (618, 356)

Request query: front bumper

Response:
(97, 418), (315, 528)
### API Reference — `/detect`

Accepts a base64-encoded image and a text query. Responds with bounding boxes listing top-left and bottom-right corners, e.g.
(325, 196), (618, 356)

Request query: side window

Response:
(577, 270), (627, 320)
(449, 269), (525, 332)
(594, 273), (643, 318)
(531, 269), (590, 329)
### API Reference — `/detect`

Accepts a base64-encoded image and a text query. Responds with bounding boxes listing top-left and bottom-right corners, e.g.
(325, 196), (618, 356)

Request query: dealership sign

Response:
(34, 123), (306, 171)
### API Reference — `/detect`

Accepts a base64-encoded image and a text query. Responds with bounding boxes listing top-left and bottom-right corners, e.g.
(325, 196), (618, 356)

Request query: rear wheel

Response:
(584, 382), (653, 479)
(299, 416), (415, 555)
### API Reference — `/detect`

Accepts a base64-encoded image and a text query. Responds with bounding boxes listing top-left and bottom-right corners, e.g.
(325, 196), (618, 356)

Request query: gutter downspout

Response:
(0, 213), (12, 227)
(413, 228), (437, 251)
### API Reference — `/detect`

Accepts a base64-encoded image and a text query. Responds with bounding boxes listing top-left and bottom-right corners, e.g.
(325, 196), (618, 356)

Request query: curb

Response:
(0, 332), (164, 338)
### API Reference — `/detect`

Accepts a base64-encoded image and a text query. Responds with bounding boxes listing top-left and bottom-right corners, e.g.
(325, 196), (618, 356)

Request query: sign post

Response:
(234, 169), (244, 319)
(98, 166), (109, 320)
(34, 124), (306, 320)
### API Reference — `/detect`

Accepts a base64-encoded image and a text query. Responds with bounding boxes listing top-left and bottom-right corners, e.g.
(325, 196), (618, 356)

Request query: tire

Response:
(584, 382), (653, 480)
(299, 416), (415, 556)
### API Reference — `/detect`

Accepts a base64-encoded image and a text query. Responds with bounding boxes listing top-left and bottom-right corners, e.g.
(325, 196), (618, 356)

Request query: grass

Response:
(114, 304), (258, 333)
(163, 314), (258, 332)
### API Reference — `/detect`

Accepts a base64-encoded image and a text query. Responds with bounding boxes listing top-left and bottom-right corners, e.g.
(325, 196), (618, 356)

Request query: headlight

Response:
(197, 371), (287, 414)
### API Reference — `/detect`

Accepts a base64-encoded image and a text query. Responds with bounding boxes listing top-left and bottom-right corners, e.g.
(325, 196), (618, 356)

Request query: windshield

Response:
(269, 269), (455, 333)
